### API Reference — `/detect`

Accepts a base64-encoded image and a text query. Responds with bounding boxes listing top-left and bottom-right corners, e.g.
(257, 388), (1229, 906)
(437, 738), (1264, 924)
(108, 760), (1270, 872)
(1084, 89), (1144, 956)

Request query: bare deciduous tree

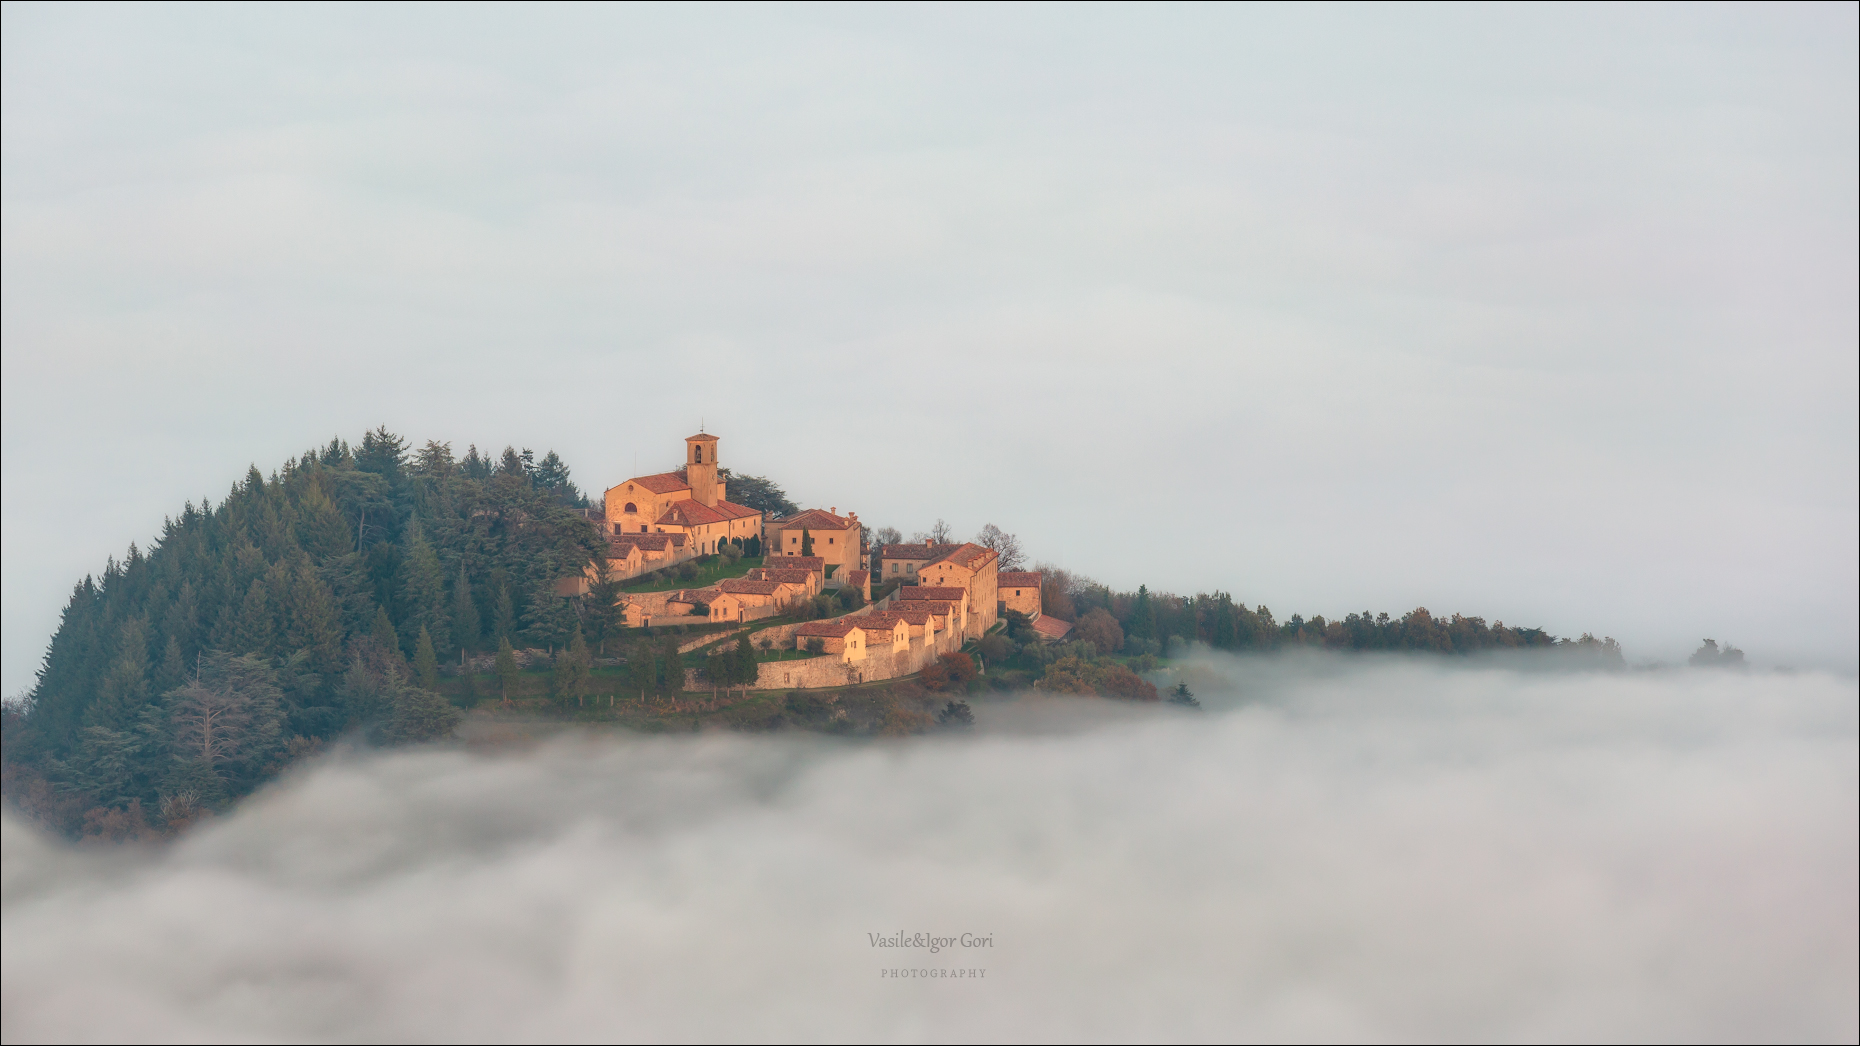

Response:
(975, 524), (1025, 570)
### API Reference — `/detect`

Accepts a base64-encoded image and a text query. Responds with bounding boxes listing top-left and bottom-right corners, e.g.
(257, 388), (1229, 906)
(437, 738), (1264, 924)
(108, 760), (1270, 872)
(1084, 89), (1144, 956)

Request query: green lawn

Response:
(624, 555), (763, 593)
(754, 647), (815, 663)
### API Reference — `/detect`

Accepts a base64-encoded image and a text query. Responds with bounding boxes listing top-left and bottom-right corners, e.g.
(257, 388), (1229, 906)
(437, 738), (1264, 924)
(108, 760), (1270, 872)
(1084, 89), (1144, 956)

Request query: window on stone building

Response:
(624, 502), (637, 513)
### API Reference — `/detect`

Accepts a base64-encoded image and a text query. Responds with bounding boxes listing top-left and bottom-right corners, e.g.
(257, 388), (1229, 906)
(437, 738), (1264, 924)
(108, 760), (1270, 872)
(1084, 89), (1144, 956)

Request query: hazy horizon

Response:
(4, 5), (1856, 696)
(5, 652), (1854, 1041)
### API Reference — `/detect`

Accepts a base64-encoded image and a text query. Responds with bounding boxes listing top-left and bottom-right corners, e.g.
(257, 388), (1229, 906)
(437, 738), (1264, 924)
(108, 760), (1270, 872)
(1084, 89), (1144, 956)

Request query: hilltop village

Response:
(563, 430), (1066, 689)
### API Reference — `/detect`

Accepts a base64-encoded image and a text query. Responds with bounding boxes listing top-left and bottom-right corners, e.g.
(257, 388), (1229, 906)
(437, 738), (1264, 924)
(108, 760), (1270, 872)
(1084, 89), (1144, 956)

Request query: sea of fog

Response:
(4, 655), (1855, 1043)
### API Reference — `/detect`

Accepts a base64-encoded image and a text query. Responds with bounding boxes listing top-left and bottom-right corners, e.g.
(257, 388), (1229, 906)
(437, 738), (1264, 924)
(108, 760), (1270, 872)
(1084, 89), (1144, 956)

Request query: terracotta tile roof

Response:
(997, 572), (1043, 589)
(713, 500), (761, 520)
(896, 586), (967, 602)
(878, 542), (962, 561)
(771, 509), (856, 531)
(718, 579), (784, 596)
(926, 543), (996, 570)
(667, 587), (722, 605)
(886, 606), (933, 625)
(854, 615), (907, 637)
(794, 619), (857, 638)
(619, 471), (690, 495)
(686, 432), (718, 442)
(844, 569), (869, 587)
(667, 534), (687, 547)
(769, 555), (825, 574)
(1032, 615), (1073, 640)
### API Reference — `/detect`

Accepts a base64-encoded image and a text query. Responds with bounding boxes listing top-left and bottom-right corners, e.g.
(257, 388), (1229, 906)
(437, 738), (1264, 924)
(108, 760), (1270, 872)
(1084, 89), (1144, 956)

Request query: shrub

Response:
(936, 700), (974, 727)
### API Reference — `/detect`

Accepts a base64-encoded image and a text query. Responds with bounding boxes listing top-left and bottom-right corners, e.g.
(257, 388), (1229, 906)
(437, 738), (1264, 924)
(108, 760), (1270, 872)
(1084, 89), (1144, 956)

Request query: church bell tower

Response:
(685, 432), (720, 507)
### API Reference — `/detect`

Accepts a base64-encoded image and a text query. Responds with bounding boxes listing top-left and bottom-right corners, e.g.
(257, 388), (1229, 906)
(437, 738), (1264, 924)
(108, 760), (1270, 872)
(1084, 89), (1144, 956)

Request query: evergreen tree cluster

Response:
(4, 427), (604, 830)
(1033, 578), (1625, 663)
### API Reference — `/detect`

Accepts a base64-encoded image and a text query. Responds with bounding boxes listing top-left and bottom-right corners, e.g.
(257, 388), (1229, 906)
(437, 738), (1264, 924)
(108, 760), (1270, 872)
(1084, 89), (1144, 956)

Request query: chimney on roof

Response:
(925, 538), (933, 546)
(830, 507), (836, 515)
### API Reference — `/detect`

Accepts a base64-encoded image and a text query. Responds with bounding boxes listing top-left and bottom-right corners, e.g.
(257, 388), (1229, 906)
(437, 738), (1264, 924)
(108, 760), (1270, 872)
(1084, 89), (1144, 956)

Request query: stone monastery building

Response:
(570, 428), (1038, 688)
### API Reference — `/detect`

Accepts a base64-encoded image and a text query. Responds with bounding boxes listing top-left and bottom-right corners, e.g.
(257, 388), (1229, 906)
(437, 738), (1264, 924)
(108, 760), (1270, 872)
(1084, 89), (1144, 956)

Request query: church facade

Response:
(600, 433), (764, 557)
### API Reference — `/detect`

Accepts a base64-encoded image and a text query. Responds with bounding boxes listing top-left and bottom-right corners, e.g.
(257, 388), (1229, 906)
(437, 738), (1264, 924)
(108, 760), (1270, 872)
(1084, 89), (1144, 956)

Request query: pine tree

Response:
(414, 626), (440, 691)
(1131, 585), (1155, 640)
(155, 635), (187, 695)
(231, 578), (276, 656)
(162, 580), (201, 660)
(85, 617), (151, 731)
(397, 519), (449, 655)
(452, 562), (482, 655)
(493, 584), (517, 642)
(283, 560), (344, 674)
(295, 484), (354, 560)
(495, 637), (520, 706)
(370, 606), (402, 660)
(522, 579), (576, 652)
(554, 625), (591, 706)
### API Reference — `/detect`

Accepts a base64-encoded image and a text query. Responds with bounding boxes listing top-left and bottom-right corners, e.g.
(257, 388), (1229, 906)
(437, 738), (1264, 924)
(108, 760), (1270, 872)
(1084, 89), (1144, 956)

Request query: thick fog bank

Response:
(4, 659), (1855, 1043)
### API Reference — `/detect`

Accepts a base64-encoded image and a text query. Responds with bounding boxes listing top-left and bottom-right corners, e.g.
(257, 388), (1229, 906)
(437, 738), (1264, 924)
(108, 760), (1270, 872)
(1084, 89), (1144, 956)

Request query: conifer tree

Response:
(522, 579), (576, 652)
(231, 579), (276, 657)
(155, 635), (187, 695)
(627, 639), (657, 699)
(163, 580), (201, 659)
(1131, 585), (1156, 641)
(370, 606), (402, 659)
(397, 519), (449, 655)
(489, 565), (517, 642)
(415, 626), (440, 691)
(554, 625), (591, 706)
(801, 529), (814, 557)
(451, 562), (482, 655)
(283, 561), (344, 674)
(495, 637), (520, 706)
(733, 632), (757, 690)
(86, 618), (151, 731)
(295, 484), (354, 561)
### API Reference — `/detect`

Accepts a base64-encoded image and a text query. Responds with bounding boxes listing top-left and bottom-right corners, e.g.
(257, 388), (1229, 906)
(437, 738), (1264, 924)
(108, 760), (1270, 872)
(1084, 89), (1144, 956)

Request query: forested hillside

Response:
(1029, 569), (1624, 658)
(2, 429), (608, 831)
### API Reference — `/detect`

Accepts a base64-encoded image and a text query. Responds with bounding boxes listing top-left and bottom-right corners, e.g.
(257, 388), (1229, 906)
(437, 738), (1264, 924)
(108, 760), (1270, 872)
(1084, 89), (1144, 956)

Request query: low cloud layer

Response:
(5, 657), (1856, 1042)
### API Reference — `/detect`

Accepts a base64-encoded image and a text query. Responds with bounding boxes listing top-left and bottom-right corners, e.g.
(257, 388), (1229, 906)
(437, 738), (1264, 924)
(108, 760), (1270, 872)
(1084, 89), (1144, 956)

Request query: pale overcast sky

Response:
(3, 4), (1855, 693)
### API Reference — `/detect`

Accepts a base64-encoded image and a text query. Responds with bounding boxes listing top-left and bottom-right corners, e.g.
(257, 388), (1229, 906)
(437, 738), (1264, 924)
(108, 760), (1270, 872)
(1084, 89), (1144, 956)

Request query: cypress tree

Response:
(370, 606), (402, 659)
(495, 637), (520, 706)
(493, 584), (517, 642)
(734, 633), (757, 690)
(414, 626), (440, 691)
(800, 529), (813, 557)
(554, 625), (591, 706)
(452, 561), (482, 655)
